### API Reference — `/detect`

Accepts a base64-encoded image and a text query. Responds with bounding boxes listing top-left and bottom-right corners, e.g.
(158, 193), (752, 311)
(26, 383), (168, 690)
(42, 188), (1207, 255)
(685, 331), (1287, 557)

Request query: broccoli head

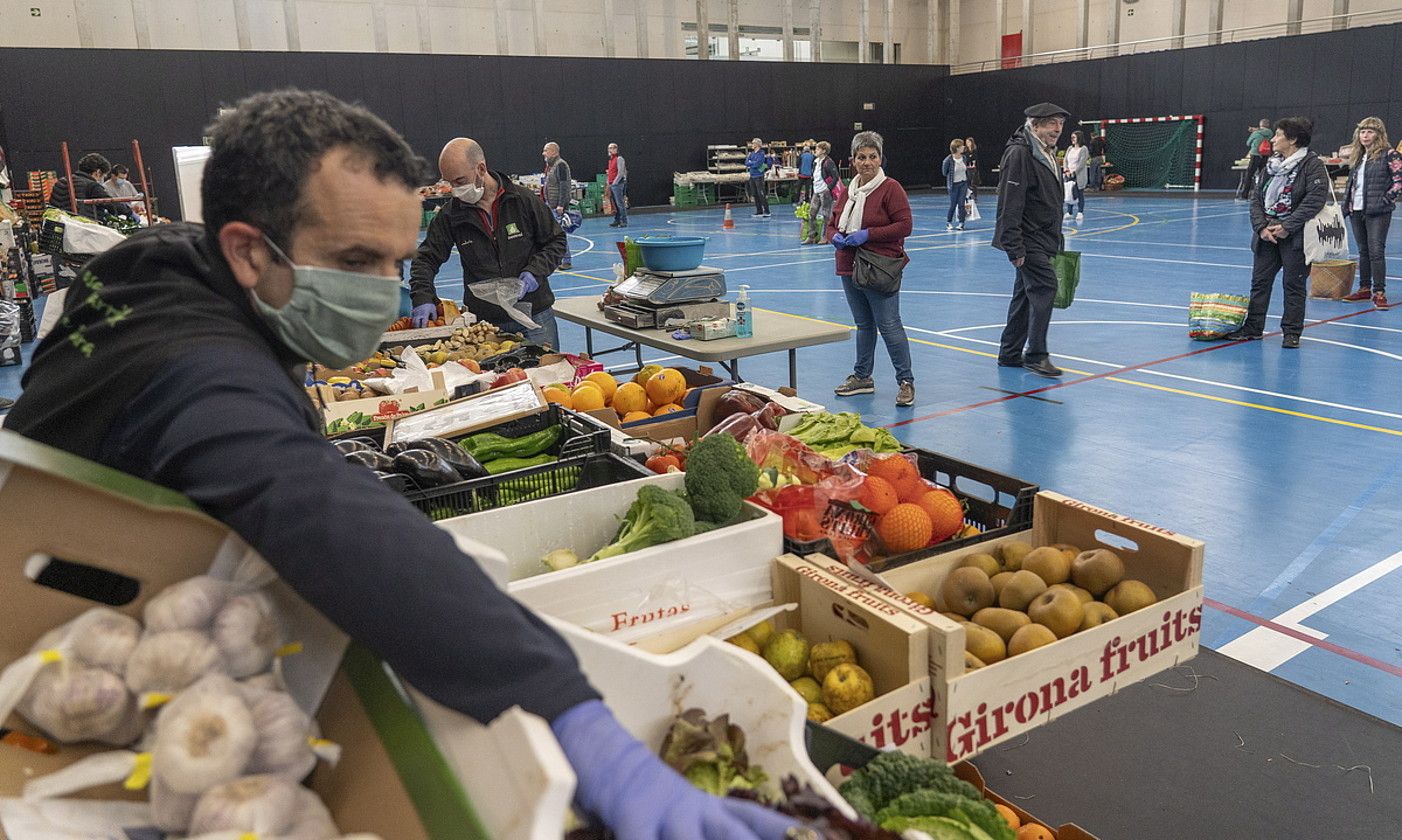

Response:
(685, 433), (760, 525)
(838, 751), (982, 819)
(588, 484), (695, 562)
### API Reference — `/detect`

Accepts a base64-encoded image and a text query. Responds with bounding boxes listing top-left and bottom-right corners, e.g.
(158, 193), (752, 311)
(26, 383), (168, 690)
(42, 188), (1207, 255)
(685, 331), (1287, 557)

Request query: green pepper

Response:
(483, 454), (557, 474)
(461, 425), (562, 462)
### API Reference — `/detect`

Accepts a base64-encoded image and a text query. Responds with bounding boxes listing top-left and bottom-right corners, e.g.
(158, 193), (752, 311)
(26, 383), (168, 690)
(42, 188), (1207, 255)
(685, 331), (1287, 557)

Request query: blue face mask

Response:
(251, 235), (401, 368)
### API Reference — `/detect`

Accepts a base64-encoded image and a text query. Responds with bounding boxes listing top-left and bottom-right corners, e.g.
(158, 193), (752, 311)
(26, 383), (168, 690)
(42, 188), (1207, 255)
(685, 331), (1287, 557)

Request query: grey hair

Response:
(851, 131), (884, 157)
(751, 137), (763, 145)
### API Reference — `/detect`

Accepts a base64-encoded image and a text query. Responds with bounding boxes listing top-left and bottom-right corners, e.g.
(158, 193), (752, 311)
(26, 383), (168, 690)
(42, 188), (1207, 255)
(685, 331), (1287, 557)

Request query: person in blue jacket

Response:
(797, 143), (816, 203)
(745, 137), (771, 218)
(3, 89), (796, 840)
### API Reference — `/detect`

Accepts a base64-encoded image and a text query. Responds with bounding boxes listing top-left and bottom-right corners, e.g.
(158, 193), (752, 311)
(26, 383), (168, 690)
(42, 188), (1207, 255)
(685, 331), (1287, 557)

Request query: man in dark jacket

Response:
(542, 141), (574, 270)
(48, 152), (132, 221)
(1087, 132), (1108, 191)
(410, 138), (564, 349)
(1225, 117), (1330, 348)
(994, 102), (1068, 378)
(4, 89), (792, 840)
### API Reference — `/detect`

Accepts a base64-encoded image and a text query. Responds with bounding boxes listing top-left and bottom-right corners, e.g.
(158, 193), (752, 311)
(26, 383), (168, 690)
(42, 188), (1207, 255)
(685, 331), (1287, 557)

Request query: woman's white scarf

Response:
(838, 167), (887, 234)
(1264, 147), (1308, 215)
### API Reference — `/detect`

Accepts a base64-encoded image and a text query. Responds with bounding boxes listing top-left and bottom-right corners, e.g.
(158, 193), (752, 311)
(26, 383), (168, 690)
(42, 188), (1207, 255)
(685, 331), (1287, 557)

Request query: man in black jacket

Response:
(6, 90), (792, 840)
(994, 102), (1068, 378)
(410, 138), (564, 349)
(48, 152), (132, 221)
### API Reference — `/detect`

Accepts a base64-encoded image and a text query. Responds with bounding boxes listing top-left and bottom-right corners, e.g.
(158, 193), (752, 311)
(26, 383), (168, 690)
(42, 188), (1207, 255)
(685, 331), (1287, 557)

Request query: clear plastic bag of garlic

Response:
(187, 774), (342, 840)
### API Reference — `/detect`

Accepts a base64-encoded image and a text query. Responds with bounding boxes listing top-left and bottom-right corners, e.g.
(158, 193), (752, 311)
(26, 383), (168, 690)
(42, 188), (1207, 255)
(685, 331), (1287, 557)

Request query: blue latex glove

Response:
(551, 700), (799, 840)
(519, 271), (539, 299)
(846, 228), (870, 247)
(831, 233), (848, 248)
(410, 302), (437, 328)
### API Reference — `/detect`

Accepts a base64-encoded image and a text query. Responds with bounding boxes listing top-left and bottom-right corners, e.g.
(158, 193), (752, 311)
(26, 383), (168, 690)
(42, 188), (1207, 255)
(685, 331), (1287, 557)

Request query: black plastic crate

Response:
(782, 447), (1037, 566)
(406, 451), (650, 521)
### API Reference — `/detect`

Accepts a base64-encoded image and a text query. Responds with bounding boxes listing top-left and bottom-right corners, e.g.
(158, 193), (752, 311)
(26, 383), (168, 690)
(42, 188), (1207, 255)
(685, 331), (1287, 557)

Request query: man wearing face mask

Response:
(4, 89), (796, 840)
(408, 138), (564, 350)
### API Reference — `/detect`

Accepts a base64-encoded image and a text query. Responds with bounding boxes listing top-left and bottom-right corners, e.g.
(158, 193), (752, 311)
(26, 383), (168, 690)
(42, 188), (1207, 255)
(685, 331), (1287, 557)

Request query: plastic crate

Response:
(782, 447), (1038, 565)
(407, 451), (650, 520)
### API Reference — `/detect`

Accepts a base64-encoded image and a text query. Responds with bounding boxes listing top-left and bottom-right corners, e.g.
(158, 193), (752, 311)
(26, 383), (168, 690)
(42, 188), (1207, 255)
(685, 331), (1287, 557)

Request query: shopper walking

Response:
(1063, 131), (1088, 223)
(994, 102), (1070, 378)
(797, 143), (816, 203)
(3, 89), (794, 840)
(542, 142), (574, 270)
(606, 142), (628, 227)
(964, 137), (981, 198)
(828, 131), (916, 407)
(1224, 117), (1330, 348)
(942, 139), (970, 231)
(1340, 116), (1402, 308)
(1238, 118), (1274, 200)
(745, 138), (771, 218)
(1088, 131), (1108, 191)
(802, 140), (839, 245)
(411, 138), (565, 349)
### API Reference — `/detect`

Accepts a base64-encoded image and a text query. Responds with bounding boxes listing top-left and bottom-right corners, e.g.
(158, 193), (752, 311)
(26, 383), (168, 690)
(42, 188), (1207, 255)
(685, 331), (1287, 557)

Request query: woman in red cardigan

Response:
(826, 131), (916, 407)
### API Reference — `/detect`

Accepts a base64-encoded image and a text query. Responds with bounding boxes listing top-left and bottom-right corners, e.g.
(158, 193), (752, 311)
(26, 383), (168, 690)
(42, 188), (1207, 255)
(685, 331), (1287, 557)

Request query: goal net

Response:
(1081, 115), (1203, 190)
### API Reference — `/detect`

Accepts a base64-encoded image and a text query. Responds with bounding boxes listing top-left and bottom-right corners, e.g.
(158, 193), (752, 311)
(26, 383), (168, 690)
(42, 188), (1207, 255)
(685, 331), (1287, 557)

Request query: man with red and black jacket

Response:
(410, 138), (564, 349)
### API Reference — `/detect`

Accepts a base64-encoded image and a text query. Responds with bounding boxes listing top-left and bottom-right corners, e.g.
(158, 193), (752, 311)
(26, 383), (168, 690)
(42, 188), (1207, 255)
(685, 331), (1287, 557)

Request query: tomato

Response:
(646, 454), (682, 474)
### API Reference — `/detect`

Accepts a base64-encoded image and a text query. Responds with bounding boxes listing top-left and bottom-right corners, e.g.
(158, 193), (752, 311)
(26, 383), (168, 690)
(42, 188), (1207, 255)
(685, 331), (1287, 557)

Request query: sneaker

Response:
(947, 222), (955, 231)
(560, 261), (572, 270)
(1374, 291), (1390, 308)
(608, 221), (621, 228)
(834, 375), (875, 397)
(896, 381), (915, 407)
(1022, 358), (1063, 378)
(1222, 329), (1262, 341)
(1063, 212), (1072, 221)
(1342, 288), (1372, 302)
(1075, 212), (1084, 223)
(956, 223), (965, 231)
(1282, 335), (1301, 349)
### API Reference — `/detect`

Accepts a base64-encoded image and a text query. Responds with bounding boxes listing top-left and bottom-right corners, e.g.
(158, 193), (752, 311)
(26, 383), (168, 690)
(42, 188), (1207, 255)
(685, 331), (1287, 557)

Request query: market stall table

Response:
(551, 296), (849, 390)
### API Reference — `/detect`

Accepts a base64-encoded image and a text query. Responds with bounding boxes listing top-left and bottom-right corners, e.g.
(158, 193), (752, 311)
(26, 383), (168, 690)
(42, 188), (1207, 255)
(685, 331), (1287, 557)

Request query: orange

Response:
(652, 403), (684, 416)
(1016, 825), (1054, 840)
(620, 410), (653, 424)
(897, 475), (934, 504)
(857, 476), (899, 515)
(916, 487), (965, 543)
(613, 382), (648, 415)
(583, 371), (618, 404)
(995, 803), (1021, 830)
(542, 387), (574, 410)
(876, 503), (933, 554)
(571, 383), (606, 411)
(867, 454), (917, 487)
(644, 368), (686, 407)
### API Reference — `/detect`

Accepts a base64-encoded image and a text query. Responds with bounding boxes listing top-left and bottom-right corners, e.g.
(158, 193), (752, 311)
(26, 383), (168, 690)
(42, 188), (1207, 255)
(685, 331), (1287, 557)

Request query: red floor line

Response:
(885, 307), (1380, 429)
(1203, 597), (1402, 679)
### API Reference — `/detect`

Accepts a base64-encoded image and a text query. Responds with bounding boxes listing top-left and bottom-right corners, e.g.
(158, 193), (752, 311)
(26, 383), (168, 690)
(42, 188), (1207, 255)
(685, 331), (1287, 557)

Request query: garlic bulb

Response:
(143, 576), (232, 633)
(283, 786), (340, 840)
(241, 669), (287, 693)
(241, 687), (317, 780)
(152, 675), (257, 795)
(125, 629), (225, 696)
(212, 591), (282, 679)
(149, 775), (199, 833)
(188, 774), (302, 836)
(69, 608), (142, 675)
(17, 664), (134, 743)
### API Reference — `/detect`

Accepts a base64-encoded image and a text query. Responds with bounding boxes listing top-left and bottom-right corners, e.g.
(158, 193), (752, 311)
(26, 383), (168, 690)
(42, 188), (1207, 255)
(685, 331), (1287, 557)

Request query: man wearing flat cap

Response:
(993, 102), (1069, 377)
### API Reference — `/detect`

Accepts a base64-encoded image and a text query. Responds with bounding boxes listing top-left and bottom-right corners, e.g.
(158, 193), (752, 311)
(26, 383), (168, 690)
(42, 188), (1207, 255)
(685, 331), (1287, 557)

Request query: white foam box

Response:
(801, 491), (1204, 764)
(435, 473), (782, 641)
(770, 555), (935, 757)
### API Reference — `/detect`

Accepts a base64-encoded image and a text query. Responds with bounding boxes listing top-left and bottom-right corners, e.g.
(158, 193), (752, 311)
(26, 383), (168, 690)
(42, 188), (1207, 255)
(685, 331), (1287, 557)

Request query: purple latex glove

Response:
(519, 271), (539, 299)
(411, 302), (437, 328)
(830, 232), (848, 248)
(846, 228), (870, 247)
(551, 700), (799, 840)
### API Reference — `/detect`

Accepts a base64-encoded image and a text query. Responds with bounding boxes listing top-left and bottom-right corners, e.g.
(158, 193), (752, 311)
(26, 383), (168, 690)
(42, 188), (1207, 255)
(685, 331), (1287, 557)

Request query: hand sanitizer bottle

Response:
(735, 284), (753, 338)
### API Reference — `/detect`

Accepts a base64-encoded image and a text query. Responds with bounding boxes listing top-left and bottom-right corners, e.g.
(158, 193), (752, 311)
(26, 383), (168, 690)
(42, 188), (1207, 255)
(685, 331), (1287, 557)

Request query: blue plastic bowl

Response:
(635, 235), (709, 271)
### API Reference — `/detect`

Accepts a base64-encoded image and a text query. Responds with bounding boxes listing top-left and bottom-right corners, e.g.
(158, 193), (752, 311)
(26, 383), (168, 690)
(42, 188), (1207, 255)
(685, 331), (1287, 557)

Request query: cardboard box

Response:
(584, 382), (730, 443)
(0, 431), (509, 840)
(801, 492), (1204, 763)
(771, 555), (935, 756)
(383, 378), (546, 446)
(954, 763), (1100, 840)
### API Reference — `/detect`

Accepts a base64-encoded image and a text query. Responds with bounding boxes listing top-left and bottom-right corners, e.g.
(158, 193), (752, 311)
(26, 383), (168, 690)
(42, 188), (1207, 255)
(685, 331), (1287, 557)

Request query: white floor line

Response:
(567, 233), (596, 257)
(1082, 252), (1248, 270)
(1216, 549), (1402, 672)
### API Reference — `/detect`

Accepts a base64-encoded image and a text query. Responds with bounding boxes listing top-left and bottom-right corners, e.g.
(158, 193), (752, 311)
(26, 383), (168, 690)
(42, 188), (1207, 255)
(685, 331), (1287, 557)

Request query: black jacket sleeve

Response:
(994, 147), (1030, 259)
(523, 191), (566, 280)
(409, 209), (453, 308)
(104, 346), (599, 724)
(88, 180), (131, 219)
(1279, 157), (1330, 237)
(1249, 173), (1269, 233)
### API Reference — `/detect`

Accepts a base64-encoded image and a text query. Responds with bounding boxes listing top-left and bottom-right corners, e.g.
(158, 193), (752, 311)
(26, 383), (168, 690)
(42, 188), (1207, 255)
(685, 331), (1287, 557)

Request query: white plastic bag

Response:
(964, 199), (981, 222)
(467, 277), (539, 330)
(1063, 179), (1076, 204)
(57, 213), (126, 254)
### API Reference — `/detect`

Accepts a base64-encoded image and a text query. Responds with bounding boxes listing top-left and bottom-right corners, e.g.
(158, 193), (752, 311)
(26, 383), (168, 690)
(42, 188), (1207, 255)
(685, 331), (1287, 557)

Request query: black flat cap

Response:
(1024, 102), (1070, 118)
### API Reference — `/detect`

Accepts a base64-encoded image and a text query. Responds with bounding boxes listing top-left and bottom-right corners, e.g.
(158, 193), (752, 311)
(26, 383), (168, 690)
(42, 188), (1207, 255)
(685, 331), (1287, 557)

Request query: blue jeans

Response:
(841, 276), (913, 383)
(493, 305), (560, 351)
(609, 182), (627, 224)
(947, 180), (969, 223)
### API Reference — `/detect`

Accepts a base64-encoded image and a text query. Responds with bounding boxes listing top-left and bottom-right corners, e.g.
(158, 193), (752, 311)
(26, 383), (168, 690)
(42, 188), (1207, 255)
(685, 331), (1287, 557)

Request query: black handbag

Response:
(851, 246), (909, 294)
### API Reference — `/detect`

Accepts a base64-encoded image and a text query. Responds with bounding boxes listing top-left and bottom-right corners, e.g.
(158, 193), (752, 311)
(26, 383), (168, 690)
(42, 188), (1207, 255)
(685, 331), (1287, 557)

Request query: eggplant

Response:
(345, 450), (396, 471)
(401, 437), (490, 480)
(373, 470), (415, 494)
(392, 450), (461, 489)
(333, 438), (377, 456)
(384, 440), (424, 457)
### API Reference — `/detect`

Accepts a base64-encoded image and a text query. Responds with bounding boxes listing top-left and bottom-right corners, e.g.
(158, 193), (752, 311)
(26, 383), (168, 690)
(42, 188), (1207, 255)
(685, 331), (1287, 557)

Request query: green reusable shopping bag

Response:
(1052, 250), (1081, 309)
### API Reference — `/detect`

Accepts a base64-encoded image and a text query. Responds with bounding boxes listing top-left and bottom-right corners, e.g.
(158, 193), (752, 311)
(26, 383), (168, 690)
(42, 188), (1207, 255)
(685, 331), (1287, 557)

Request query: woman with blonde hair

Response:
(1341, 116), (1402, 308)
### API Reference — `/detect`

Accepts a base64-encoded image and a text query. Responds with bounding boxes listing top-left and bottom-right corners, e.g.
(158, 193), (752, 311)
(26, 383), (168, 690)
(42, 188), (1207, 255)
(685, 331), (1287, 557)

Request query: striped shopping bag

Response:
(1188, 291), (1249, 340)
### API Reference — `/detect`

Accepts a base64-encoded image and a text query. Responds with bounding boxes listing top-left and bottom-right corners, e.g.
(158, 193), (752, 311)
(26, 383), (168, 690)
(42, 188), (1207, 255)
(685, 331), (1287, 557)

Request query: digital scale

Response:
(604, 266), (731, 329)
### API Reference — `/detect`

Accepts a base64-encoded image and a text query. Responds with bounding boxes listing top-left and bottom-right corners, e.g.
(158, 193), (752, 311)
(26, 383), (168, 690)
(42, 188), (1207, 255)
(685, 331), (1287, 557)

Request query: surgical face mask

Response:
(251, 235), (402, 368)
(452, 170), (485, 204)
